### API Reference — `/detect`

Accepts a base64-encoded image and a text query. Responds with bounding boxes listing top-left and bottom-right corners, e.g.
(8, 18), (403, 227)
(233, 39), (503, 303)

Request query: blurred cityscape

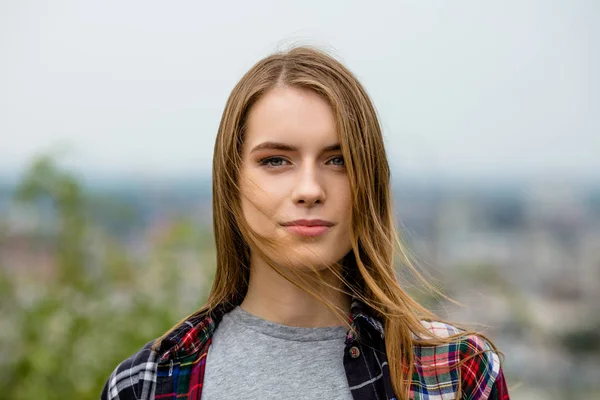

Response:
(0, 157), (598, 399)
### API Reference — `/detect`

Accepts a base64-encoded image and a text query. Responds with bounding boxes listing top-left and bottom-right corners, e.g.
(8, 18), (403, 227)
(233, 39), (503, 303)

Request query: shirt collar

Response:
(348, 297), (385, 342)
(158, 296), (385, 362)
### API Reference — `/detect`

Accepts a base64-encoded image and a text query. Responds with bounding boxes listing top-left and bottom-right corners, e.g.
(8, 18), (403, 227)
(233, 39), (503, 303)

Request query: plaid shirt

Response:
(101, 300), (509, 400)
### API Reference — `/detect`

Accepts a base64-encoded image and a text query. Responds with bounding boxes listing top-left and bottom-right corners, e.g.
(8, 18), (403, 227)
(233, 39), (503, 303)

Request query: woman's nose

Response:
(291, 165), (326, 206)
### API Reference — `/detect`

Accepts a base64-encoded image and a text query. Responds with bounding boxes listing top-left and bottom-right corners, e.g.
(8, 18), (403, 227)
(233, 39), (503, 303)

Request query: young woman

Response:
(102, 46), (509, 400)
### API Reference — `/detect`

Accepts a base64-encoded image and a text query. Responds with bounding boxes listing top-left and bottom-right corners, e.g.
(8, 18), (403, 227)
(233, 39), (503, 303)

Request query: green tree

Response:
(0, 155), (215, 399)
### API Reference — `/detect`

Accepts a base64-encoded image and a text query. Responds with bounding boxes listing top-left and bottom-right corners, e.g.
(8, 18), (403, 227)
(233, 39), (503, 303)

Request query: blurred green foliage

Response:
(0, 156), (215, 399)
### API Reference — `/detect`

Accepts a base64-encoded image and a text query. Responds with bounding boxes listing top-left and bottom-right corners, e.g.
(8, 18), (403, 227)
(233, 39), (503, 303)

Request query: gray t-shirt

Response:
(202, 306), (353, 400)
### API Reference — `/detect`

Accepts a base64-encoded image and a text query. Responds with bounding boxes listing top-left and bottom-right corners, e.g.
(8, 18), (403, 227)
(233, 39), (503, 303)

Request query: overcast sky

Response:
(0, 0), (598, 182)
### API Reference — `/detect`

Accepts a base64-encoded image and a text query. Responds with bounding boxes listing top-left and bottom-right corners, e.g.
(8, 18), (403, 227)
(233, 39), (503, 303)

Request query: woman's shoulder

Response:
(100, 314), (210, 400)
(411, 320), (507, 399)
(414, 320), (500, 358)
(100, 340), (160, 400)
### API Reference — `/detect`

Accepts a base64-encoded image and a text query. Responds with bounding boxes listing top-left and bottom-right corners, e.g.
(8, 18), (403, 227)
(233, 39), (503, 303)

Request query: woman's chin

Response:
(279, 253), (341, 273)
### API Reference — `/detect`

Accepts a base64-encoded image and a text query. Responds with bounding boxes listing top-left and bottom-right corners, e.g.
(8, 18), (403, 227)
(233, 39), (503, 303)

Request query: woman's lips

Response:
(283, 225), (331, 237)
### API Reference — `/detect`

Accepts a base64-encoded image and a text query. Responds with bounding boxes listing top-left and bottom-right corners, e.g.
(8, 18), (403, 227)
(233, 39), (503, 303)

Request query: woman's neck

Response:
(240, 255), (351, 328)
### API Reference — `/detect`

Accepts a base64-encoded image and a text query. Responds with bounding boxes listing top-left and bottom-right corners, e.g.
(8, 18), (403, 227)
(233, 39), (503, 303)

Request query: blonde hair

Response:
(154, 46), (499, 399)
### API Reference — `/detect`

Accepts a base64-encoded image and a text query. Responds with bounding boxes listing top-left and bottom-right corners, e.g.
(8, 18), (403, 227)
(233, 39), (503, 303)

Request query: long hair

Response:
(154, 46), (499, 399)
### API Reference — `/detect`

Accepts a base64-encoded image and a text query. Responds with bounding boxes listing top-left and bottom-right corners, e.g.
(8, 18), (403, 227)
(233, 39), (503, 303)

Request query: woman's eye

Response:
(259, 156), (344, 168)
(259, 157), (289, 168)
(328, 156), (345, 166)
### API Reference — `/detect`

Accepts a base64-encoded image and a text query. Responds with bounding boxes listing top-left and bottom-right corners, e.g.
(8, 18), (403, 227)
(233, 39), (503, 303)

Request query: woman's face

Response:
(239, 85), (353, 272)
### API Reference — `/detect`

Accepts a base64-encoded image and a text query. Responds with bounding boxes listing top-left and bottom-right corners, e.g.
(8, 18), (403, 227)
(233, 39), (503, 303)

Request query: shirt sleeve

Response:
(488, 367), (510, 400)
(458, 335), (508, 400)
(100, 341), (158, 400)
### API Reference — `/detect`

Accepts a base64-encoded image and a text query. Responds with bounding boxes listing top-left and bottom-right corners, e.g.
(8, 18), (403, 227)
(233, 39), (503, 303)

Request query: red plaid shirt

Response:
(101, 300), (509, 399)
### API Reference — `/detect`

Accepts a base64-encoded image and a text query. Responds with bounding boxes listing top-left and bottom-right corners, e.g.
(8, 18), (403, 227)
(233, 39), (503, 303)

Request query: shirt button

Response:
(349, 346), (361, 359)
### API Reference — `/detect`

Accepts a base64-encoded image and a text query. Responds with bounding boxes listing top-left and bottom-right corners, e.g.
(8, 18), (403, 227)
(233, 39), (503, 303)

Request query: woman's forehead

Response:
(244, 86), (339, 151)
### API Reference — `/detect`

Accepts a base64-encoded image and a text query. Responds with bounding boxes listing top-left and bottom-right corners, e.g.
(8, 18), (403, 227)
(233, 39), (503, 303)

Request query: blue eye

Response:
(328, 156), (345, 166)
(259, 157), (289, 167)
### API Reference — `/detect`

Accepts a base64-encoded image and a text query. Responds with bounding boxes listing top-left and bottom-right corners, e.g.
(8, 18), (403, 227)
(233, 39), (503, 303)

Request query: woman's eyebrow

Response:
(250, 141), (341, 154)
